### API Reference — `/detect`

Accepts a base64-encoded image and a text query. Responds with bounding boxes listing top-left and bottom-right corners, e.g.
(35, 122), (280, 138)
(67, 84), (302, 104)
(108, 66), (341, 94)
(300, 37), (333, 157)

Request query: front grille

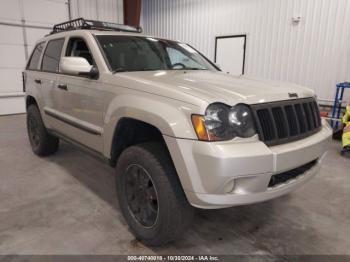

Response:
(268, 160), (318, 188)
(251, 98), (322, 146)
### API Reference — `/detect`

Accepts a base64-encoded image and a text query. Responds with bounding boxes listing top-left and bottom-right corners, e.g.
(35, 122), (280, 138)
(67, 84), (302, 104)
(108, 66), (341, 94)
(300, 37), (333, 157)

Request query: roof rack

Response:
(51, 18), (142, 34)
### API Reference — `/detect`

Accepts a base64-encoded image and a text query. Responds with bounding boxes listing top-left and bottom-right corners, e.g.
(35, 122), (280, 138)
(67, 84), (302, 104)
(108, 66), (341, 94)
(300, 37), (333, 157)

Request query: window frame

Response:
(59, 36), (99, 79)
(40, 37), (65, 73)
(26, 41), (46, 71)
(65, 37), (96, 66)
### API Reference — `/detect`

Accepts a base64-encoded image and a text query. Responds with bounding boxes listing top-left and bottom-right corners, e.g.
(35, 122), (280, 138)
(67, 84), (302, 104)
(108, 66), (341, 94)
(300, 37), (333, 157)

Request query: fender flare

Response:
(103, 94), (199, 158)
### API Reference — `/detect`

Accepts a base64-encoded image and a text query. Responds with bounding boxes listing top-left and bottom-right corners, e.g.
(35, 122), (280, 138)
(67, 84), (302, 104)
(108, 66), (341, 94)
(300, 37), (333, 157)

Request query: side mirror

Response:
(60, 57), (98, 78)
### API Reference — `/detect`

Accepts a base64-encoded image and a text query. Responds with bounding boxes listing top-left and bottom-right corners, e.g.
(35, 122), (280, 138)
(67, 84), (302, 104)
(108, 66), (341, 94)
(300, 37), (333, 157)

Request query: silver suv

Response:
(24, 18), (332, 246)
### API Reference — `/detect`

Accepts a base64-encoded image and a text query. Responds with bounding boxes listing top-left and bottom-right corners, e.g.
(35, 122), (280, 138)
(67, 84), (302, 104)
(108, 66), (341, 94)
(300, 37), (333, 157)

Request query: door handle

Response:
(34, 79), (42, 84)
(57, 84), (68, 91)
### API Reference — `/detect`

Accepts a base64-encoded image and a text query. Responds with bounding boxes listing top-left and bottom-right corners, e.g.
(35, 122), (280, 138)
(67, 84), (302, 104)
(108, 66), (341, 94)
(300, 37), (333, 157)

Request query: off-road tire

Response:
(27, 104), (59, 156)
(116, 142), (194, 246)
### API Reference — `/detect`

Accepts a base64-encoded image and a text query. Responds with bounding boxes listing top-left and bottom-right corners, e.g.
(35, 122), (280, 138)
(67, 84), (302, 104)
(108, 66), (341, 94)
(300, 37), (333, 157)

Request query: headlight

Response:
(191, 103), (256, 141)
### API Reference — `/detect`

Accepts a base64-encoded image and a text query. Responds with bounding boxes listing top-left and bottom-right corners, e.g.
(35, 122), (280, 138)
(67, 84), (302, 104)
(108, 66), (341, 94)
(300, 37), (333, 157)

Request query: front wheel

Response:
(116, 142), (194, 246)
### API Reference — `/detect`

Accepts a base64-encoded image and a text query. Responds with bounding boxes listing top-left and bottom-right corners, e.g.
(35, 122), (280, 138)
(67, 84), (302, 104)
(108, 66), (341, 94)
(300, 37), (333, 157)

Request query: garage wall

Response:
(141, 0), (350, 101)
(70, 0), (123, 24)
(0, 0), (123, 115)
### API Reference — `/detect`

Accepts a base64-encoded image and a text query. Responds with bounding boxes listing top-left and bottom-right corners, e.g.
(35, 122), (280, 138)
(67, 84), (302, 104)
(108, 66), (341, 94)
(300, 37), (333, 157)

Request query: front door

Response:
(55, 37), (104, 152)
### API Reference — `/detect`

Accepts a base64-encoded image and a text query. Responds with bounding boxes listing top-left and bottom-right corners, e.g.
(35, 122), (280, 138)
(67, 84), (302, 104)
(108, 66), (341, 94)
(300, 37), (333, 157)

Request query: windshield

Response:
(96, 35), (218, 72)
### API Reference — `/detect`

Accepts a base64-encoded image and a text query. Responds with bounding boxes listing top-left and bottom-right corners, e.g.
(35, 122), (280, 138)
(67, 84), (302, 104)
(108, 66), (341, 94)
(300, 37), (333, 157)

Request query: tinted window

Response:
(27, 42), (45, 70)
(42, 38), (65, 72)
(96, 35), (217, 72)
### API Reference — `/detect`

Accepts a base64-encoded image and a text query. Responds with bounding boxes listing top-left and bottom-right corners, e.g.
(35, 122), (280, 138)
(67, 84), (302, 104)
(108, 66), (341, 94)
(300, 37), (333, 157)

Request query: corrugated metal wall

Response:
(141, 0), (350, 100)
(70, 0), (123, 23)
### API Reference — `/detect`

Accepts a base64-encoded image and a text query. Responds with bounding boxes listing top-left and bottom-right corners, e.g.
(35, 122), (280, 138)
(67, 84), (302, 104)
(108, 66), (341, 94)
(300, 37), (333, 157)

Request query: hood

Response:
(114, 70), (315, 106)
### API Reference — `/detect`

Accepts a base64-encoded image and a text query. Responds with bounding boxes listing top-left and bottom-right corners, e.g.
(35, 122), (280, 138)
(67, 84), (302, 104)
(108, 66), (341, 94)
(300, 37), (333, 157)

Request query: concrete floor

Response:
(1, 114), (350, 256)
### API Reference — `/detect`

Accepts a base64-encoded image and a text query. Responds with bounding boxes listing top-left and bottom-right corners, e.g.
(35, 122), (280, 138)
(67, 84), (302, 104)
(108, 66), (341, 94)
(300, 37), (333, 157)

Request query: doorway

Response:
(214, 35), (246, 76)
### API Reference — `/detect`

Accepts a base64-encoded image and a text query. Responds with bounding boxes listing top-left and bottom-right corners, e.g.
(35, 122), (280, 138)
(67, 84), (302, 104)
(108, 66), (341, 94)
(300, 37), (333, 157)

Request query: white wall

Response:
(141, 0), (350, 101)
(0, 0), (123, 115)
(70, 0), (123, 23)
(0, 0), (69, 115)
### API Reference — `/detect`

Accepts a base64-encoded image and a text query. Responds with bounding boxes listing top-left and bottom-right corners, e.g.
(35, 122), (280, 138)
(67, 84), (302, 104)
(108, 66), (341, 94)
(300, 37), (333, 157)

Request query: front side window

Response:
(96, 35), (217, 72)
(66, 38), (94, 65)
(27, 42), (45, 70)
(41, 38), (65, 72)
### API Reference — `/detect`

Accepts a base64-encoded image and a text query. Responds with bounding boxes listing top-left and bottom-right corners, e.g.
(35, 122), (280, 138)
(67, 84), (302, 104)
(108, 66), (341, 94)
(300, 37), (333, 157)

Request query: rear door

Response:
(25, 41), (46, 106)
(39, 38), (66, 132)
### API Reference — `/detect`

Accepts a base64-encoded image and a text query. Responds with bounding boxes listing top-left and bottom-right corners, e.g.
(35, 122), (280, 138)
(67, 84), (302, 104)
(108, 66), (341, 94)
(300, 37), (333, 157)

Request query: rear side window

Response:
(41, 38), (65, 72)
(27, 42), (45, 70)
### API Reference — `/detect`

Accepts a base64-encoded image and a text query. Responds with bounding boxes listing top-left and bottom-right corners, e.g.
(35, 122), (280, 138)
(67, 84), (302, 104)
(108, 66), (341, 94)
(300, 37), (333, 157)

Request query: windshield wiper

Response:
(185, 67), (207, 70)
(172, 67), (207, 71)
(112, 68), (128, 73)
(113, 67), (206, 73)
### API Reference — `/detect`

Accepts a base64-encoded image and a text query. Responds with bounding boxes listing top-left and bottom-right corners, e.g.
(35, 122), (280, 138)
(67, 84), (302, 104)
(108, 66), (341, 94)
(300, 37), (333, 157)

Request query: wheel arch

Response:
(26, 95), (38, 108)
(102, 95), (198, 160)
(108, 117), (169, 166)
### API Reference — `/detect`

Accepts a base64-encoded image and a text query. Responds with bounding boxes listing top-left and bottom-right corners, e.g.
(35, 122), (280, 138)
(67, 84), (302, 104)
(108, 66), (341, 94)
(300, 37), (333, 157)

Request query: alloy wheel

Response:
(125, 164), (159, 228)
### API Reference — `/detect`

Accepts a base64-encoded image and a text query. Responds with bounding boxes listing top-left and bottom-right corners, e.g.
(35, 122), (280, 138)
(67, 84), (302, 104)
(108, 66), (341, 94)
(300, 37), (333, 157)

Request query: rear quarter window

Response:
(41, 38), (65, 72)
(27, 42), (45, 70)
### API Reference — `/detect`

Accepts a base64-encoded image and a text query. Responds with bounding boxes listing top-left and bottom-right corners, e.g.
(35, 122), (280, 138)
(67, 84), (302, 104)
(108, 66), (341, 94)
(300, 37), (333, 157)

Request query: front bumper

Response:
(164, 121), (332, 209)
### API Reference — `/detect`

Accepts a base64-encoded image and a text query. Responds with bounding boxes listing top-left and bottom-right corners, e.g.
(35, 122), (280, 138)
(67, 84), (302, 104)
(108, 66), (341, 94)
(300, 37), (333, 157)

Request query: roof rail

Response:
(51, 18), (142, 34)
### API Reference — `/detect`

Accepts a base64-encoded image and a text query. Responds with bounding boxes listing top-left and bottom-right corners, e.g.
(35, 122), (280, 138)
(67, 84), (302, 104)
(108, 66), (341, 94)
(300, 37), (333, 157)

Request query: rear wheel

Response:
(27, 104), (59, 156)
(116, 142), (194, 246)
